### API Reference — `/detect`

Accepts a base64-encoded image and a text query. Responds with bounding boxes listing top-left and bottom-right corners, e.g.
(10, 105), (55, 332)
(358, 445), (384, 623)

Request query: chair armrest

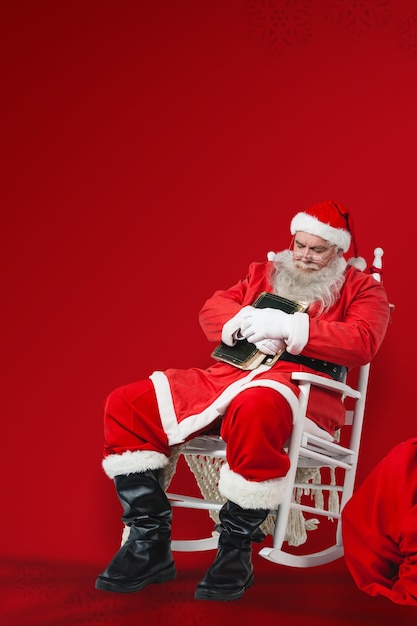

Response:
(291, 371), (361, 400)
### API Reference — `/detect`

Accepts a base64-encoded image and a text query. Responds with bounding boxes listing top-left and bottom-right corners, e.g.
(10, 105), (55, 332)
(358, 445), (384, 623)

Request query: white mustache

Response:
(294, 260), (321, 271)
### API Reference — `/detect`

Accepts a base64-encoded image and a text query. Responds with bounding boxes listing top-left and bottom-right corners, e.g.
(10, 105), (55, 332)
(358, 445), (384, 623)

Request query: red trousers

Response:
(103, 379), (292, 482)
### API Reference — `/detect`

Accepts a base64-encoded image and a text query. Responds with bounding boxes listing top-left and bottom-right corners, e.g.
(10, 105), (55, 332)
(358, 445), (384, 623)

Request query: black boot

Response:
(95, 469), (176, 593)
(194, 500), (268, 601)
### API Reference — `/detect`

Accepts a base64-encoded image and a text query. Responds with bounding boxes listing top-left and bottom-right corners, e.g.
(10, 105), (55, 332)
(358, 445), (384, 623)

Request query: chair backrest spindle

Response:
(370, 247), (384, 283)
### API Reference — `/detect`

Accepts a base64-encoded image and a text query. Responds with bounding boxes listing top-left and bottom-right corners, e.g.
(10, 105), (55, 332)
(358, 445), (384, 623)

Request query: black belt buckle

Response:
(279, 352), (347, 382)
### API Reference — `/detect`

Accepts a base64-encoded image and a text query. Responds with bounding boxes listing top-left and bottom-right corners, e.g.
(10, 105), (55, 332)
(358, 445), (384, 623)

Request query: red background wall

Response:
(1, 0), (416, 566)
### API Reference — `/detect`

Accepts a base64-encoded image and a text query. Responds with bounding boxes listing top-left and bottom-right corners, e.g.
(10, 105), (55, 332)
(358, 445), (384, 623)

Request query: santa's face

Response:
(292, 232), (341, 272)
(271, 245), (347, 311)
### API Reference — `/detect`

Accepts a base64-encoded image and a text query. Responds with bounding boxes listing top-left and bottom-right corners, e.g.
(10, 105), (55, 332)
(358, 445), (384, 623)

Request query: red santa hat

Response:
(290, 200), (367, 271)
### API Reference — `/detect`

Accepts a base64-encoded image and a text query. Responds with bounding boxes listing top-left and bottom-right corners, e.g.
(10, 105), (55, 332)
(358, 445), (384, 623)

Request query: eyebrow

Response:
(294, 240), (329, 252)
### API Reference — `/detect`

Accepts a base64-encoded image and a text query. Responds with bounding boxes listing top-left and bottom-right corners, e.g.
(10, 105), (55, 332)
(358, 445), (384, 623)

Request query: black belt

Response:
(279, 352), (347, 382)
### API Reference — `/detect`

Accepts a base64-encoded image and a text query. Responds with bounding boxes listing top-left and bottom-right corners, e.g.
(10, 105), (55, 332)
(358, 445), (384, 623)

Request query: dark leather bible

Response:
(211, 292), (305, 370)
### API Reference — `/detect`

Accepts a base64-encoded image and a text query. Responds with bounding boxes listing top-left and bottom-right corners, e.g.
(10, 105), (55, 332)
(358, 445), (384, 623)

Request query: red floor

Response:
(1, 549), (416, 626)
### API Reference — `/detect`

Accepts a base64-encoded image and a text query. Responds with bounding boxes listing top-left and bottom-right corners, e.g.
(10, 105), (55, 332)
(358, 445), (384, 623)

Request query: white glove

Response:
(221, 306), (254, 346)
(240, 308), (293, 342)
(240, 307), (309, 355)
(255, 338), (286, 356)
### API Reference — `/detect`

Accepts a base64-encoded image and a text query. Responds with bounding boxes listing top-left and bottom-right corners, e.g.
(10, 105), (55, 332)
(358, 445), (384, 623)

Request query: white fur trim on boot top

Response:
(102, 450), (169, 479)
(218, 463), (288, 510)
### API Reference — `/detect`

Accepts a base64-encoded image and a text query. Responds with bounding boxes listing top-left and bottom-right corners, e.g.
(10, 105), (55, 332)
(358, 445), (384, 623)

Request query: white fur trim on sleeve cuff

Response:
(285, 311), (309, 355)
(102, 450), (169, 479)
(218, 463), (289, 510)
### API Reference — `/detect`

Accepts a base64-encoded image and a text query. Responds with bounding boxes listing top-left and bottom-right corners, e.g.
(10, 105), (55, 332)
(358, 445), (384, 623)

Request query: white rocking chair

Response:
(166, 248), (387, 568)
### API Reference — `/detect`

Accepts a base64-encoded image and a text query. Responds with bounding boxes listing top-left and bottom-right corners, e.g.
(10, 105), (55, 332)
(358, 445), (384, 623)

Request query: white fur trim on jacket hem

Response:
(151, 367), (300, 445)
(218, 463), (289, 510)
(102, 450), (169, 479)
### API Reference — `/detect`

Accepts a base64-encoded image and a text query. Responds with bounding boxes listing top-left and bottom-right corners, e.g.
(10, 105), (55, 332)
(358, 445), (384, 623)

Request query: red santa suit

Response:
(342, 439), (417, 606)
(102, 257), (390, 508)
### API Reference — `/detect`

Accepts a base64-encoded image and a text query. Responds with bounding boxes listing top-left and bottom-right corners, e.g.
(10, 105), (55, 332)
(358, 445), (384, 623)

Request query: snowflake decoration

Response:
(400, 12), (417, 58)
(325, 0), (392, 37)
(245, 0), (313, 54)
(14, 562), (58, 606)
(136, 579), (216, 626)
(65, 592), (123, 625)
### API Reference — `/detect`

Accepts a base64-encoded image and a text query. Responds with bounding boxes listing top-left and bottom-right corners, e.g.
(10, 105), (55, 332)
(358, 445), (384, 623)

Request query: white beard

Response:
(270, 250), (347, 313)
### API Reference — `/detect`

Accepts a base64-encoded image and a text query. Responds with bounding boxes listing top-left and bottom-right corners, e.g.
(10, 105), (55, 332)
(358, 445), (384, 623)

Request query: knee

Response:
(104, 384), (129, 416)
(222, 387), (293, 433)
(104, 379), (154, 415)
(231, 386), (291, 416)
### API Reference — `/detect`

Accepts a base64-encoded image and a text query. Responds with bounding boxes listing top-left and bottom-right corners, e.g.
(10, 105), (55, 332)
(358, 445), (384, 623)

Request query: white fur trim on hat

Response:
(218, 462), (289, 510)
(102, 450), (169, 479)
(290, 212), (351, 252)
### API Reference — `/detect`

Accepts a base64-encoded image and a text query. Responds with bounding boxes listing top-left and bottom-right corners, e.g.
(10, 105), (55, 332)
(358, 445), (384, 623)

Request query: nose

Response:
(301, 249), (313, 261)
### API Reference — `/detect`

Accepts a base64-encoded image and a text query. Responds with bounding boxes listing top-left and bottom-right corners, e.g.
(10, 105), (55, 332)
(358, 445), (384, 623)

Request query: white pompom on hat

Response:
(290, 200), (367, 271)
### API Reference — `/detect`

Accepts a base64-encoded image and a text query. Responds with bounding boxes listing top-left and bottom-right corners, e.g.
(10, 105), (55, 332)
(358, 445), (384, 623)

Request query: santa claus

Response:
(95, 200), (391, 601)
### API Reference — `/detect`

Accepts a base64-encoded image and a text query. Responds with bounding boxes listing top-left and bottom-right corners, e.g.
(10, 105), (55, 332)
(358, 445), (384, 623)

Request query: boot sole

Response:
(95, 563), (176, 593)
(194, 573), (254, 602)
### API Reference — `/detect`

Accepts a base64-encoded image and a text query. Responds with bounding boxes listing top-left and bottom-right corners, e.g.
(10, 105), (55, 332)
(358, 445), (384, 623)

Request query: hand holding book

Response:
(253, 337), (286, 356)
(239, 308), (295, 344)
(211, 292), (306, 370)
(221, 305), (255, 347)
